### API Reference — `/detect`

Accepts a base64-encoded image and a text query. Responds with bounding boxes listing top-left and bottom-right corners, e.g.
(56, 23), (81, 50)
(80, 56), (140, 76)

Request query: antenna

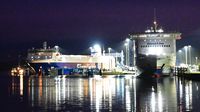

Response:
(153, 8), (157, 32)
(154, 8), (156, 23)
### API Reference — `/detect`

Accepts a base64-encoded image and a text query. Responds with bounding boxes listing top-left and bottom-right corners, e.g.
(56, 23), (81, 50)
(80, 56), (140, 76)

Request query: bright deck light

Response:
(93, 44), (101, 51)
(157, 28), (164, 33)
(126, 38), (130, 42)
(92, 44), (102, 56)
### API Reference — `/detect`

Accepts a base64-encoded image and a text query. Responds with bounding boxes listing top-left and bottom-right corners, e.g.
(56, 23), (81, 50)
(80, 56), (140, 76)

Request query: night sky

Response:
(1, 0), (200, 64)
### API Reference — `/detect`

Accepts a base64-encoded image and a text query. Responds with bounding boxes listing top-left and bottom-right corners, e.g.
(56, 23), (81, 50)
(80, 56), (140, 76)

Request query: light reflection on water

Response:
(4, 76), (200, 111)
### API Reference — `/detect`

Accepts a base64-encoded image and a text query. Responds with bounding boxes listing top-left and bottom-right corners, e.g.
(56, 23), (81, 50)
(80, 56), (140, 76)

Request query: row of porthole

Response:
(140, 45), (170, 48)
(144, 39), (167, 42)
(31, 56), (52, 59)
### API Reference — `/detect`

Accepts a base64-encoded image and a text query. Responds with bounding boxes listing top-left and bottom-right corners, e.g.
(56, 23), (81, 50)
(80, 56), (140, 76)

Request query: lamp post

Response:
(133, 40), (136, 67)
(124, 43), (128, 66)
(89, 47), (93, 56)
(108, 47), (111, 70)
(125, 38), (130, 67)
(188, 45), (191, 65)
(184, 46), (188, 66)
(108, 47), (111, 56)
(195, 57), (198, 65)
(178, 50), (182, 66)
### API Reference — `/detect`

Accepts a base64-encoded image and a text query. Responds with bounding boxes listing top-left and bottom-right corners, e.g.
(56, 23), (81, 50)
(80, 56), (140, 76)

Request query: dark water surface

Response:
(0, 72), (200, 112)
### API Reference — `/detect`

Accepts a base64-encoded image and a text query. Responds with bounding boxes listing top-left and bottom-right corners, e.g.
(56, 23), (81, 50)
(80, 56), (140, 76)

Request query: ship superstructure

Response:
(27, 42), (61, 62)
(130, 20), (181, 76)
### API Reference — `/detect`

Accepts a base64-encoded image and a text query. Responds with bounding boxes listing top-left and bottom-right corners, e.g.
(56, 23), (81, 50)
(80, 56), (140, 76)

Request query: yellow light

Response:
(19, 69), (24, 75)
(20, 75), (23, 96)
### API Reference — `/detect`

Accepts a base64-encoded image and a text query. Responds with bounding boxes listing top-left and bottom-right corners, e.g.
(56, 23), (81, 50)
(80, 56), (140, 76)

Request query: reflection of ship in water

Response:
(130, 18), (181, 77)
(2, 74), (195, 112)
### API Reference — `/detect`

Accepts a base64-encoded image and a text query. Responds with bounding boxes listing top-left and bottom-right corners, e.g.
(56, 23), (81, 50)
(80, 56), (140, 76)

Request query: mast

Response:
(153, 8), (158, 32)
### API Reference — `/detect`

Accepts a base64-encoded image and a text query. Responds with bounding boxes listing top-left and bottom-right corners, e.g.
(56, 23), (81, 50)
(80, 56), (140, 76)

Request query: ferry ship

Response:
(129, 20), (181, 77)
(27, 42), (115, 75)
